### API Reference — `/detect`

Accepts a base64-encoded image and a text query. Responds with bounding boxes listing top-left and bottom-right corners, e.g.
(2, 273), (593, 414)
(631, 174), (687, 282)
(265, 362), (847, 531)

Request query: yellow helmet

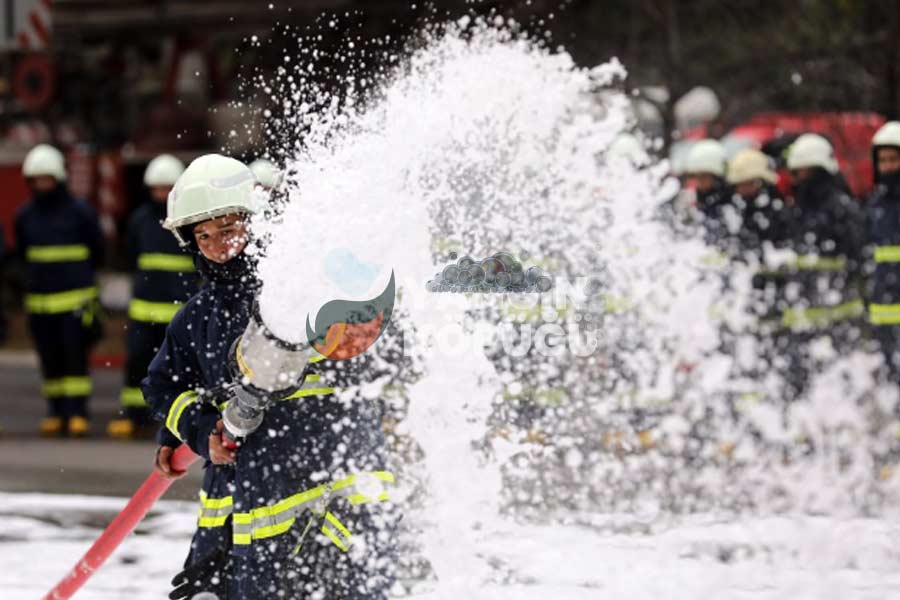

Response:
(726, 149), (777, 185)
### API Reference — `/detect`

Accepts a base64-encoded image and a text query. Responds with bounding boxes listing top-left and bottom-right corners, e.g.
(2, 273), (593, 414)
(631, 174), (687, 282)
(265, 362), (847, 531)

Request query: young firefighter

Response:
(108, 154), (196, 438)
(15, 143), (105, 436)
(145, 154), (399, 599)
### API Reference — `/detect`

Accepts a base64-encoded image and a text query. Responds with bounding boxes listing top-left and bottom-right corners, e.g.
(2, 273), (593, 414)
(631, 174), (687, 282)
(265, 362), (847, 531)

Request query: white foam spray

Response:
(251, 15), (900, 597)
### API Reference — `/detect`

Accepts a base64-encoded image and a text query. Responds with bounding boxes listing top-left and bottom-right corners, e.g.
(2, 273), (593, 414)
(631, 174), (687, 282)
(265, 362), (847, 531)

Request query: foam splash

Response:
(251, 14), (900, 596)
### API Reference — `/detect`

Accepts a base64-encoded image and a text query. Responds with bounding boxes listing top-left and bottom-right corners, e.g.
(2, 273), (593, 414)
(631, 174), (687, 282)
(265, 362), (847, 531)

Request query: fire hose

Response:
(43, 289), (393, 598)
(43, 444), (200, 600)
(44, 308), (314, 599)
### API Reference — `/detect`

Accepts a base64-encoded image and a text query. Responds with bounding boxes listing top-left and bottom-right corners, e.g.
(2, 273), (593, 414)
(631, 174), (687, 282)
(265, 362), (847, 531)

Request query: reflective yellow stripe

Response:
(137, 253), (196, 272)
(347, 491), (390, 505)
(120, 386), (146, 408)
(781, 299), (864, 329)
(26, 244), (90, 262)
(870, 303), (900, 325)
(284, 387), (336, 399)
(197, 491), (234, 528)
(282, 372), (334, 400)
(875, 246), (900, 264)
(165, 390), (199, 441)
(42, 376), (92, 398)
(25, 287), (98, 314)
(322, 511), (351, 552)
(232, 471), (394, 546)
(233, 512), (252, 544)
(200, 493), (234, 510)
(128, 299), (182, 324)
(309, 354), (326, 364)
(794, 254), (847, 271)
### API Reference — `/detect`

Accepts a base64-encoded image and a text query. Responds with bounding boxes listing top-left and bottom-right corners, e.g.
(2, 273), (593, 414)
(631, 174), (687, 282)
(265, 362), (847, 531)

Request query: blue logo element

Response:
(323, 248), (381, 297)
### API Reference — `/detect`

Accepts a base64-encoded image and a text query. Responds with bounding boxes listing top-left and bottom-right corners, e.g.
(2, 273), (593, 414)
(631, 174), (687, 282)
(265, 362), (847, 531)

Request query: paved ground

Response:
(0, 350), (203, 499)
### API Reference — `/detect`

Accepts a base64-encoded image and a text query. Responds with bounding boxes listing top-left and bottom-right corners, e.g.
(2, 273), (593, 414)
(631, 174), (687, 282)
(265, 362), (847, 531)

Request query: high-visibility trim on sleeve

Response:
(781, 299), (864, 329)
(128, 299), (182, 324)
(26, 244), (90, 263)
(794, 254), (847, 271)
(870, 303), (900, 325)
(165, 390), (199, 441)
(137, 253), (196, 272)
(283, 372), (335, 400)
(120, 386), (147, 408)
(875, 246), (900, 264)
(25, 287), (98, 314)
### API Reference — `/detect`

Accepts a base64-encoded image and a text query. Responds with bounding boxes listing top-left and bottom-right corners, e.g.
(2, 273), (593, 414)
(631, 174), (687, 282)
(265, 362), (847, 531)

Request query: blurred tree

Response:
(542, 0), (899, 147)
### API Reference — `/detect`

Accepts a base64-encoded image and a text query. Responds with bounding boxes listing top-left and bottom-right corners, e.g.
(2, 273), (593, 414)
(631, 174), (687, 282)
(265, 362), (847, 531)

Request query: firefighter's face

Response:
(150, 186), (171, 203)
(791, 168), (814, 183)
(877, 147), (900, 176)
(735, 179), (762, 200)
(692, 173), (718, 194)
(193, 215), (249, 264)
(31, 176), (57, 192)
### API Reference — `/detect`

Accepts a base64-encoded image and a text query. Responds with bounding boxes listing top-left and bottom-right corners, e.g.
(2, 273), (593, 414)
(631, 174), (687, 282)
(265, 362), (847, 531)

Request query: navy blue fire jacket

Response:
(866, 176), (900, 331)
(125, 201), (197, 322)
(14, 185), (104, 297)
(142, 262), (399, 598)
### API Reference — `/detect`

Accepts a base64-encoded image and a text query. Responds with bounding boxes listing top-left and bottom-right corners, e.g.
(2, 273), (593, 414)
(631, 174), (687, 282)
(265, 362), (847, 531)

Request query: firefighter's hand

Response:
(208, 420), (237, 465)
(155, 446), (187, 480)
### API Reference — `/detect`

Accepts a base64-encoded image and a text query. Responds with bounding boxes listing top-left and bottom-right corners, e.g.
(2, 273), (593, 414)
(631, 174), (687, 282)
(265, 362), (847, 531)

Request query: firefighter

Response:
(14, 144), (105, 436)
(107, 154), (195, 439)
(865, 121), (900, 388)
(725, 148), (788, 258)
(145, 154), (398, 599)
(682, 139), (730, 245)
(762, 133), (865, 400)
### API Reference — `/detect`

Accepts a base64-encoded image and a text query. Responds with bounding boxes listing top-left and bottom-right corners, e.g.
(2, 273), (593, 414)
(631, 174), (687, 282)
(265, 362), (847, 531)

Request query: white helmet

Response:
(144, 154), (185, 187)
(607, 133), (648, 167)
(682, 139), (726, 177)
(249, 158), (281, 189)
(873, 121), (900, 149)
(23, 144), (66, 181)
(726, 149), (777, 185)
(786, 133), (839, 174)
(164, 154), (258, 245)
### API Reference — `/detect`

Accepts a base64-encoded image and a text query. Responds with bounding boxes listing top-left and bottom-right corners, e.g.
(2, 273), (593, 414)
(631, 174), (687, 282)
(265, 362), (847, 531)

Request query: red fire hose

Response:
(44, 445), (200, 600)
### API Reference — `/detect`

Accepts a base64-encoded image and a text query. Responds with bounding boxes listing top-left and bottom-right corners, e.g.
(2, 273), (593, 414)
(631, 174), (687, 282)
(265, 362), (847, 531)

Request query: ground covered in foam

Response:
(8, 492), (899, 599)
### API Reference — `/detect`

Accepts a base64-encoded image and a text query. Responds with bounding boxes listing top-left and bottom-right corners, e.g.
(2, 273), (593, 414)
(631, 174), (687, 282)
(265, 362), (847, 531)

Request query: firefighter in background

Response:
(14, 144), (105, 436)
(682, 139), (730, 246)
(865, 122), (900, 392)
(764, 133), (865, 400)
(108, 154), (195, 439)
(725, 148), (788, 259)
